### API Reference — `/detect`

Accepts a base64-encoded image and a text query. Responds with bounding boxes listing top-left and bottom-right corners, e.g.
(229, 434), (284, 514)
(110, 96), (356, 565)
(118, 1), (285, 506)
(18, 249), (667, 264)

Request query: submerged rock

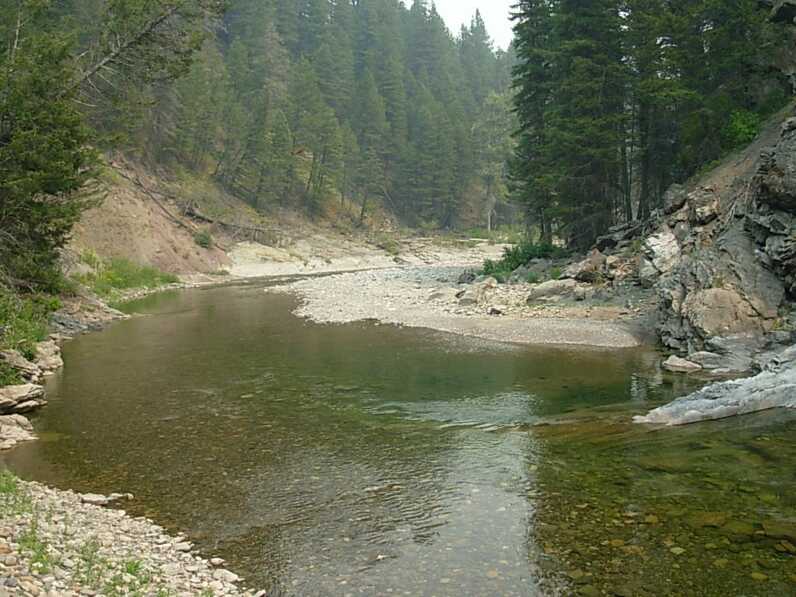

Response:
(635, 349), (796, 425)
(662, 355), (702, 373)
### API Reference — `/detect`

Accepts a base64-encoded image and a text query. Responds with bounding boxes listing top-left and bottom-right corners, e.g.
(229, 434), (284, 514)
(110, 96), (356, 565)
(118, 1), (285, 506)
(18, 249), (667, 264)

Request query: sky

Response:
(434, 0), (515, 50)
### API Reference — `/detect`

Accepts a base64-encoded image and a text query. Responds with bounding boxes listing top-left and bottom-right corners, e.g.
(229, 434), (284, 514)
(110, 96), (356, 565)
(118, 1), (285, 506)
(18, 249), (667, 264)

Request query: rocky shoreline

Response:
(274, 265), (651, 349)
(0, 476), (260, 596)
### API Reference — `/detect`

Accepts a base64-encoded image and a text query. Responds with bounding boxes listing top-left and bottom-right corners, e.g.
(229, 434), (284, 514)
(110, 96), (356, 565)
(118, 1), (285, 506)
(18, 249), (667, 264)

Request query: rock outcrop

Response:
(0, 384), (46, 415)
(0, 339), (67, 449)
(634, 108), (796, 424)
(649, 113), (796, 366)
(636, 348), (796, 425)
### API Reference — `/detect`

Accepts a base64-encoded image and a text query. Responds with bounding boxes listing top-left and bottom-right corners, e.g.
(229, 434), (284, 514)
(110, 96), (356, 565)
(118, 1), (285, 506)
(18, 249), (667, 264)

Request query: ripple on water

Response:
(2, 284), (772, 597)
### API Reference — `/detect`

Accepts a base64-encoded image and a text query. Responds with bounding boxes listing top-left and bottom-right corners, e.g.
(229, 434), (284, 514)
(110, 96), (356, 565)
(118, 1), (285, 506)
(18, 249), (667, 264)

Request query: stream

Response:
(2, 279), (795, 596)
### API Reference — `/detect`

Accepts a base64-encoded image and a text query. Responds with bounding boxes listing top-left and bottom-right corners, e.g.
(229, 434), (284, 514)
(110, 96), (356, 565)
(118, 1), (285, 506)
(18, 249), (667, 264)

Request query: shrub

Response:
(482, 241), (569, 279)
(0, 288), (59, 361)
(376, 236), (401, 256)
(194, 229), (213, 249)
(723, 110), (762, 149)
(75, 259), (178, 299)
(526, 271), (540, 284)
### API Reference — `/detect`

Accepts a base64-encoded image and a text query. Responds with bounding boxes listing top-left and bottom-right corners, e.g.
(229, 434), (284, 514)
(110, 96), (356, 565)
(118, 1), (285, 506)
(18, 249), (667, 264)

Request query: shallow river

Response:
(3, 280), (796, 596)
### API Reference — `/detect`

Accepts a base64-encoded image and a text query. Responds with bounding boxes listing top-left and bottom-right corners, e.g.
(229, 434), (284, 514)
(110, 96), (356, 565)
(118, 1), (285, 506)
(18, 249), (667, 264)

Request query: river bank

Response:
(0, 474), (258, 596)
(273, 265), (653, 349)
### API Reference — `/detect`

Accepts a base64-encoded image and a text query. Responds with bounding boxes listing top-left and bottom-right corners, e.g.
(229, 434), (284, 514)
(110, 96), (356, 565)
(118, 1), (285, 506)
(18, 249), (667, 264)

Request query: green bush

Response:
(526, 271), (540, 284)
(76, 259), (179, 299)
(723, 110), (762, 149)
(375, 235), (401, 256)
(193, 229), (213, 249)
(482, 241), (568, 279)
(0, 288), (59, 362)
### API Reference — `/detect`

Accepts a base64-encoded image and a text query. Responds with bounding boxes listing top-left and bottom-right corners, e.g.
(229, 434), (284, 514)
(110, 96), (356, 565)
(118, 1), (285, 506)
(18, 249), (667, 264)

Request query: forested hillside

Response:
(1, 0), (515, 294)
(110, 0), (516, 230)
(511, 0), (793, 249)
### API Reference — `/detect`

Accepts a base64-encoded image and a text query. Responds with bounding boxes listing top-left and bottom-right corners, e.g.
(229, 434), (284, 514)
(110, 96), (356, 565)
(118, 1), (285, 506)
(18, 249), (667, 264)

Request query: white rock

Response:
(662, 355), (702, 373)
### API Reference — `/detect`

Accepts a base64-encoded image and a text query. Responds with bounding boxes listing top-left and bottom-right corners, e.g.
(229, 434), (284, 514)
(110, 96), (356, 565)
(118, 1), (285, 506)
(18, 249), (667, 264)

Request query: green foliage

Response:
(0, 0), (220, 291)
(526, 271), (541, 284)
(512, 0), (791, 248)
(193, 229), (214, 249)
(375, 236), (401, 256)
(723, 110), (762, 148)
(549, 267), (563, 281)
(20, 518), (55, 573)
(75, 259), (179, 299)
(0, 288), (60, 361)
(109, 0), (516, 227)
(483, 242), (568, 277)
(76, 539), (106, 589)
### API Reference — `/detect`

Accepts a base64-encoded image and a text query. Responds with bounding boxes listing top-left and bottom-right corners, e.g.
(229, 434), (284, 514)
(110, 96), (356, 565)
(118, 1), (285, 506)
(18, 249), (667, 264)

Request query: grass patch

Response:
(193, 229), (214, 249)
(76, 538), (107, 589)
(20, 517), (57, 573)
(0, 470), (32, 516)
(75, 258), (179, 300)
(375, 235), (401, 256)
(482, 241), (569, 280)
(0, 288), (59, 365)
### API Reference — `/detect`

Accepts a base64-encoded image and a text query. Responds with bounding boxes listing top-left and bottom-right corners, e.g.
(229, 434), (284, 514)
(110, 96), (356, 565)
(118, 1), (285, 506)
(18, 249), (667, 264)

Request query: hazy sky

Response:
(434, 0), (515, 50)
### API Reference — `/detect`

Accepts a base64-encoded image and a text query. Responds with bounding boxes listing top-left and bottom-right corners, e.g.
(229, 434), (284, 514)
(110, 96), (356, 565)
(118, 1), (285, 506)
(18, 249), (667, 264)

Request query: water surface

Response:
(2, 281), (794, 595)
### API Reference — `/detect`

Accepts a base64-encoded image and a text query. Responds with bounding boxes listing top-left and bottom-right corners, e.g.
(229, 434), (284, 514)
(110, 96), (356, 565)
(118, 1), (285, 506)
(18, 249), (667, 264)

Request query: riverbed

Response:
(2, 278), (795, 596)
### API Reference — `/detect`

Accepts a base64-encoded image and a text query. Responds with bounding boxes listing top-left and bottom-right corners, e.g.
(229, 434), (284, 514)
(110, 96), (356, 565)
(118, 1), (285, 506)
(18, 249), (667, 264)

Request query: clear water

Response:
(2, 280), (794, 596)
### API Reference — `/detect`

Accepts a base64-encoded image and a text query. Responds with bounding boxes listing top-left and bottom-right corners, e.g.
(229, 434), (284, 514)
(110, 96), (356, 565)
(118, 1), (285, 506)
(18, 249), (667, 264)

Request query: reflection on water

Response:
(1, 282), (791, 596)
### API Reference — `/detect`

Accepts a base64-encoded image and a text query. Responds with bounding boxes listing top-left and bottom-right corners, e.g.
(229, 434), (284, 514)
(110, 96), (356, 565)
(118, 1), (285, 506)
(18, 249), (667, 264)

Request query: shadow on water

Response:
(1, 283), (793, 595)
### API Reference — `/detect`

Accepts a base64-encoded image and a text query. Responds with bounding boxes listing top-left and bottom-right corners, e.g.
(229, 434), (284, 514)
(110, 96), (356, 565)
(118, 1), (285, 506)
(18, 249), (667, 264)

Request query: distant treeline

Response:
(113, 0), (517, 230)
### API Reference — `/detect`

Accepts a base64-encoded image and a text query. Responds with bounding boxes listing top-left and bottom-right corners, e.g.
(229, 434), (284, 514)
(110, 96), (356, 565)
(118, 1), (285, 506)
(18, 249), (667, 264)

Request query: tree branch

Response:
(66, 3), (185, 95)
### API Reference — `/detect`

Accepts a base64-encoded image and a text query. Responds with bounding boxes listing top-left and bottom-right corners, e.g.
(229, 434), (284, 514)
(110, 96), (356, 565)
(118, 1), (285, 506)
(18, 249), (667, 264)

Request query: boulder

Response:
(644, 228), (680, 276)
(526, 279), (578, 302)
(0, 385), (45, 414)
(688, 188), (720, 225)
(688, 351), (754, 375)
(663, 184), (688, 215)
(757, 130), (796, 213)
(457, 278), (497, 306)
(0, 415), (36, 450)
(595, 222), (642, 252)
(35, 340), (63, 374)
(681, 288), (764, 339)
(564, 249), (606, 283)
(12, 400), (43, 414)
(663, 355), (702, 373)
(0, 350), (41, 382)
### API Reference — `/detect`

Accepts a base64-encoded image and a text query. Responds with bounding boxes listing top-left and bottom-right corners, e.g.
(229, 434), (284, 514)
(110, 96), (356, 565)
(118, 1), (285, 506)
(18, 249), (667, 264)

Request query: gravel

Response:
(275, 265), (646, 349)
(0, 479), (264, 596)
